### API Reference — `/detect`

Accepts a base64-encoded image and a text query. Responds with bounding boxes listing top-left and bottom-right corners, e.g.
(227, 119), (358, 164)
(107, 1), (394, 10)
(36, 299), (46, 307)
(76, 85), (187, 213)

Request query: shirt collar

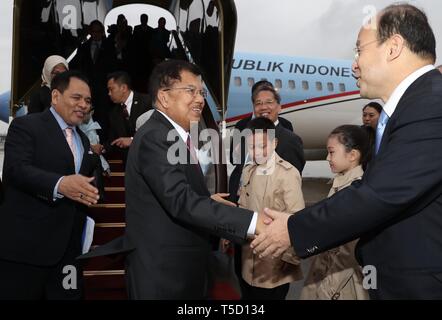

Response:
(124, 91), (134, 114)
(50, 107), (73, 131)
(383, 65), (435, 118)
(157, 109), (189, 143)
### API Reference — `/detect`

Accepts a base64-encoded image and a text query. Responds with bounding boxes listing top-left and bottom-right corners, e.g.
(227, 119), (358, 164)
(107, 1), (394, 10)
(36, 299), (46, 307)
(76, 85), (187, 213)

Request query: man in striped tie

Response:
(0, 70), (101, 299)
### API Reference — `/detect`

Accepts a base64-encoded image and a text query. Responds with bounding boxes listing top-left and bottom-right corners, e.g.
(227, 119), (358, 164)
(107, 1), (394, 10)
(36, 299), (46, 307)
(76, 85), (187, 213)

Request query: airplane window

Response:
(316, 82), (323, 91)
(275, 79), (282, 89)
(288, 80), (296, 90)
(327, 82), (334, 92)
(339, 83), (346, 92)
(248, 78), (255, 87)
(234, 77), (242, 87)
(302, 81), (309, 91)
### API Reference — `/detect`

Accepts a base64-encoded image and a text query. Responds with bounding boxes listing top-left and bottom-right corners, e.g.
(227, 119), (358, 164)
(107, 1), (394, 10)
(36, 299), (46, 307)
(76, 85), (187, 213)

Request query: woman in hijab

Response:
(28, 55), (69, 114)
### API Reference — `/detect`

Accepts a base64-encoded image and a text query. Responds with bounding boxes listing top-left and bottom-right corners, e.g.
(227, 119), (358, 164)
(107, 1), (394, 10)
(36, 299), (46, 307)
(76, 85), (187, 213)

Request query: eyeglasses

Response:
(353, 39), (379, 60)
(254, 99), (276, 107)
(163, 86), (208, 99)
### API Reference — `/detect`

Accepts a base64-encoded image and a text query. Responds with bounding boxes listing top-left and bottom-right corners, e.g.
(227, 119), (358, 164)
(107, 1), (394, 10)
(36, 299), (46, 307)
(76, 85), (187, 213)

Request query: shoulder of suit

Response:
(234, 116), (252, 130)
(275, 153), (294, 170)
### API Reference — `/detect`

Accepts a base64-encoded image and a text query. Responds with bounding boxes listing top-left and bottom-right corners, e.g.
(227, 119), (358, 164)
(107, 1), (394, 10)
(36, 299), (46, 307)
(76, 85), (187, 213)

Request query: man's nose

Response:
(352, 61), (360, 75)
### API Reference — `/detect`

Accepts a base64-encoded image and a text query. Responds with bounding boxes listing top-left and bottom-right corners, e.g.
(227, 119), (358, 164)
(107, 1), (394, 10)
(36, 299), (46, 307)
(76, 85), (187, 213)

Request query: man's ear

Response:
(157, 90), (168, 109)
(51, 89), (59, 107)
(387, 34), (405, 61)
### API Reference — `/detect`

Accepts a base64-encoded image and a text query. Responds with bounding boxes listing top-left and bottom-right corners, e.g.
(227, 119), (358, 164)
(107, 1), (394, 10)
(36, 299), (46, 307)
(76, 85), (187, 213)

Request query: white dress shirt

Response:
(157, 110), (258, 236)
(383, 65), (435, 117)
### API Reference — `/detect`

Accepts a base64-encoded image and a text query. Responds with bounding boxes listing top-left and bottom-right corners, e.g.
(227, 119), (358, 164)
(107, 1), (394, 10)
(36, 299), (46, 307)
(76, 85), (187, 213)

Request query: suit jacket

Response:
(0, 109), (99, 266)
(108, 91), (152, 144)
(28, 86), (51, 114)
(228, 115), (305, 203)
(120, 110), (253, 299)
(288, 69), (442, 299)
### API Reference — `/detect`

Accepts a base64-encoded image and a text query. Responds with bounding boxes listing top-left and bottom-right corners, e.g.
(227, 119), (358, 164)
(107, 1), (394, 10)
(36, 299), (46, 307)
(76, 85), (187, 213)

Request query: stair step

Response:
(108, 159), (125, 172)
(83, 274), (127, 300)
(82, 251), (125, 271)
(104, 172), (125, 187)
(88, 205), (125, 224)
(92, 224), (125, 246)
(102, 187), (125, 204)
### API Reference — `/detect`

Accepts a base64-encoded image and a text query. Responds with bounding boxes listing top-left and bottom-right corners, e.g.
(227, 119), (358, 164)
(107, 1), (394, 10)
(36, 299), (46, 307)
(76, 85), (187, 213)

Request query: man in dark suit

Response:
(228, 81), (305, 203)
(251, 4), (442, 299)
(0, 71), (100, 299)
(71, 20), (116, 142)
(120, 60), (266, 299)
(106, 71), (152, 158)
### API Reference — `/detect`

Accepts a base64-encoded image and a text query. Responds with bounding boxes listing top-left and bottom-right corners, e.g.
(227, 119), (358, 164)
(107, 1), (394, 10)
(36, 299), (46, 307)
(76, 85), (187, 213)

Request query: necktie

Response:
(65, 127), (77, 166)
(186, 135), (203, 174)
(375, 109), (390, 154)
(186, 135), (198, 164)
(91, 41), (99, 63)
(121, 103), (129, 120)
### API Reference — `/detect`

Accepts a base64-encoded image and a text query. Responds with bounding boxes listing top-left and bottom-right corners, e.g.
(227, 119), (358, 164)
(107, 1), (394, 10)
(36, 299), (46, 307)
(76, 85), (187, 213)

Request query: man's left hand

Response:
(250, 208), (292, 259)
(111, 137), (132, 149)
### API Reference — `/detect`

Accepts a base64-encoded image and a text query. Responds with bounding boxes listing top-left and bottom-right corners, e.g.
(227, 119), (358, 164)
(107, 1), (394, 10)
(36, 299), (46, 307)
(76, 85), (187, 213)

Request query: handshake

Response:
(252, 208), (293, 258)
(210, 193), (293, 259)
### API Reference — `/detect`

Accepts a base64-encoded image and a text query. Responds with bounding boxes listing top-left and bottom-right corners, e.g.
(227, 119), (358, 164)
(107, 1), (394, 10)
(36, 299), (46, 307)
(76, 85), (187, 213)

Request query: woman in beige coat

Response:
(300, 125), (373, 300)
(238, 117), (305, 300)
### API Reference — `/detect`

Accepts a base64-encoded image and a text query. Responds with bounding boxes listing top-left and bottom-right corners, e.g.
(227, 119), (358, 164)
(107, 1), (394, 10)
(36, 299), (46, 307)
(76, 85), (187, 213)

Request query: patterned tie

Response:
(65, 127), (77, 166)
(375, 110), (390, 154)
(121, 103), (129, 120)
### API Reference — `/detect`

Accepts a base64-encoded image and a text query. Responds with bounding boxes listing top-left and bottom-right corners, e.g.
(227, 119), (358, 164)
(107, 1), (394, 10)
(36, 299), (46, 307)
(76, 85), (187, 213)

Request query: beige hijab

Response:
(41, 55), (69, 88)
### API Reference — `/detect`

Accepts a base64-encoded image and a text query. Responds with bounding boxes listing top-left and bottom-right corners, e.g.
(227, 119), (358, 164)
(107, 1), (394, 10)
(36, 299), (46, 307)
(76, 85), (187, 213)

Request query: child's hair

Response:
(246, 117), (277, 141)
(329, 125), (374, 170)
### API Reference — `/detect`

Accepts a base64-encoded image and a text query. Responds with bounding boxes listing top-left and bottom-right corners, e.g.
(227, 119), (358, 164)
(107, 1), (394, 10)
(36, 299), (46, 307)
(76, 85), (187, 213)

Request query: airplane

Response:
(0, 37), (365, 162)
(224, 52), (365, 159)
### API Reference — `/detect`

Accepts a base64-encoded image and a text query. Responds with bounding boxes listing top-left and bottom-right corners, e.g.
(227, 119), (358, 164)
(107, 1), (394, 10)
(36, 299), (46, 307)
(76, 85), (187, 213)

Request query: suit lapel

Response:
(77, 129), (93, 175)
(152, 111), (207, 189)
(377, 70), (438, 156)
(42, 110), (76, 173)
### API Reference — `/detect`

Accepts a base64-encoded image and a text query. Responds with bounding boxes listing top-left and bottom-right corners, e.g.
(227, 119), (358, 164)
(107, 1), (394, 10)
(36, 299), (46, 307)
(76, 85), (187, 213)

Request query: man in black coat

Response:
(228, 81), (305, 203)
(83, 60), (268, 299)
(252, 4), (442, 299)
(0, 71), (100, 299)
(106, 71), (152, 159)
(70, 20), (116, 142)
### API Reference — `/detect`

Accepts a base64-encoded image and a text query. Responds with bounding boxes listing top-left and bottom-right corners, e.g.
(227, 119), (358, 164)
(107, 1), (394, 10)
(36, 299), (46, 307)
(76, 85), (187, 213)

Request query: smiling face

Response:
(52, 77), (92, 126)
(352, 24), (389, 100)
(159, 70), (205, 131)
(253, 90), (281, 123)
